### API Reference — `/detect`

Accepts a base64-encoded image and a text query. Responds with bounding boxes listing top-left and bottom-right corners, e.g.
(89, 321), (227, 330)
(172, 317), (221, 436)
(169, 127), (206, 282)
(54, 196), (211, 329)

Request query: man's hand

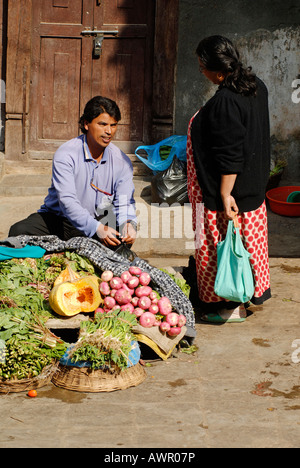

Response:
(121, 222), (137, 245)
(96, 224), (122, 247)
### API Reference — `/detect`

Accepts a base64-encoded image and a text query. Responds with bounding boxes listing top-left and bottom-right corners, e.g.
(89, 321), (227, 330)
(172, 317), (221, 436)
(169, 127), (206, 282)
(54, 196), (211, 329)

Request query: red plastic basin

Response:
(266, 186), (300, 217)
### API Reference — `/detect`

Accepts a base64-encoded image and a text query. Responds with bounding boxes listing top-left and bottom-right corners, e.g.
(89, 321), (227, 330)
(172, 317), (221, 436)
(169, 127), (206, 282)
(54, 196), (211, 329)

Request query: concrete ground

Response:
(0, 176), (299, 449)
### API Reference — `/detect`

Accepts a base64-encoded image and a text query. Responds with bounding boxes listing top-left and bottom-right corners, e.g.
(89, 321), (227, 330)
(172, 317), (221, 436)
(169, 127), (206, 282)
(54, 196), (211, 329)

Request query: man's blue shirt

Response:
(39, 135), (136, 237)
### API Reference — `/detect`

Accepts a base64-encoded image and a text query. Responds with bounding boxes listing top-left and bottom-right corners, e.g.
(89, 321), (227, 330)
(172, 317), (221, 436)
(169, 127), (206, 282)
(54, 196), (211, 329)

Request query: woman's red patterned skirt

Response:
(187, 114), (271, 306)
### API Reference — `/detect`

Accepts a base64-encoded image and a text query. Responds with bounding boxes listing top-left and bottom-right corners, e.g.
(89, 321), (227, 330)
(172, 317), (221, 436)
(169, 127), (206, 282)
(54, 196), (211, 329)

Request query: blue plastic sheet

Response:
(60, 340), (141, 369)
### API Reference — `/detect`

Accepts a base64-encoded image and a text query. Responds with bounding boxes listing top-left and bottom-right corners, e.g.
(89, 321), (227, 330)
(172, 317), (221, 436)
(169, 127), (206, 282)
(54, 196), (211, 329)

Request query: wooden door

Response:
(28, 0), (155, 157)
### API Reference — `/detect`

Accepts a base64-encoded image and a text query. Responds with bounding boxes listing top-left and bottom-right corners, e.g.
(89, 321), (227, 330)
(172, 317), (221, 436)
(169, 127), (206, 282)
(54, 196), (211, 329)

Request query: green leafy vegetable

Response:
(0, 310), (68, 380)
(159, 145), (172, 161)
(70, 308), (137, 371)
(269, 159), (287, 177)
(0, 250), (101, 381)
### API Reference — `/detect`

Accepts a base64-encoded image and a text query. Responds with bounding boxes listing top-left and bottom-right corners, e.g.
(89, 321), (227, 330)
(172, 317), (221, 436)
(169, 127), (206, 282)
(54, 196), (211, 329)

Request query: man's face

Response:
(84, 112), (118, 149)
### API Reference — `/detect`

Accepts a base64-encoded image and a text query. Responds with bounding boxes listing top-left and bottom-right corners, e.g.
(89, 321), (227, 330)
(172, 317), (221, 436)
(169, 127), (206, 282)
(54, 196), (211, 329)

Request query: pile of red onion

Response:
(95, 267), (186, 337)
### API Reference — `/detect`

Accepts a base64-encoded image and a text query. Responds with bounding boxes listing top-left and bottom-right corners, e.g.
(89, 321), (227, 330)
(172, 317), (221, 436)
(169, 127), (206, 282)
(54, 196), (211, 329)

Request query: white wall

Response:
(175, 0), (300, 182)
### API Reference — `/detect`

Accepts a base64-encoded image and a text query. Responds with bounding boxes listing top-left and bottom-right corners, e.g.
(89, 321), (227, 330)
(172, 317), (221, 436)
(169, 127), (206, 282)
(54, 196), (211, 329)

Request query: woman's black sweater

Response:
(191, 77), (271, 212)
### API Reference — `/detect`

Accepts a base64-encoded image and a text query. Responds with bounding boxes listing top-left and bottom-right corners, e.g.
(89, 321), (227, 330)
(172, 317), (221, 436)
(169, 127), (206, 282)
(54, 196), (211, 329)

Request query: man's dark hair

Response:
(79, 96), (121, 134)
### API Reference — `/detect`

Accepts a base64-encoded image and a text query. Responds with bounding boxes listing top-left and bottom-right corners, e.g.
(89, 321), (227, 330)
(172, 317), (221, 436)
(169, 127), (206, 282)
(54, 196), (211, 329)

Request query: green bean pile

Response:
(0, 311), (68, 381)
(0, 337), (54, 380)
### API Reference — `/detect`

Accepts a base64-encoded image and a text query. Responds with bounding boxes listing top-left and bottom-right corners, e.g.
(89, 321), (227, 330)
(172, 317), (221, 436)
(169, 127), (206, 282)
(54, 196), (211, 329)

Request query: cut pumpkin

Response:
(49, 267), (102, 317)
(54, 265), (81, 286)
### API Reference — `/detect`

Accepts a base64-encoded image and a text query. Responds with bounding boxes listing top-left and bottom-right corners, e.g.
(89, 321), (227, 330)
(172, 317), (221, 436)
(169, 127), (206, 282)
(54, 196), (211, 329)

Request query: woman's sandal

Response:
(201, 313), (246, 323)
(201, 305), (247, 323)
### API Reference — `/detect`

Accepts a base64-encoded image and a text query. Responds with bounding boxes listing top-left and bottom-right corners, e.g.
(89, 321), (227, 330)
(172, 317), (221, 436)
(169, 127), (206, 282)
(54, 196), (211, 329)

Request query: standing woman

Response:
(187, 35), (271, 323)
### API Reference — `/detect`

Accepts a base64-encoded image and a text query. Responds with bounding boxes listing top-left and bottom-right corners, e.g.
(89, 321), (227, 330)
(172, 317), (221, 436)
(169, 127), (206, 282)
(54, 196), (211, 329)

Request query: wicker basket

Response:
(0, 363), (58, 394)
(51, 363), (147, 393)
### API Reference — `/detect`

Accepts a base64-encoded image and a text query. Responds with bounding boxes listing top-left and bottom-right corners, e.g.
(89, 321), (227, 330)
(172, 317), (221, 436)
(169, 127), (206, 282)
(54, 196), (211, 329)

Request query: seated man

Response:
(9, 96), (137, 248)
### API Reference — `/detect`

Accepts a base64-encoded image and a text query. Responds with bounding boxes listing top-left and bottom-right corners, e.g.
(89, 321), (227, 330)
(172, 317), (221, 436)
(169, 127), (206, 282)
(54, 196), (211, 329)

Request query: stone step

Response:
(0, 156), (152, 196)
(0, 174), (153, 197)
(3, 154), (150, 173)
(0, 174), (52, 197)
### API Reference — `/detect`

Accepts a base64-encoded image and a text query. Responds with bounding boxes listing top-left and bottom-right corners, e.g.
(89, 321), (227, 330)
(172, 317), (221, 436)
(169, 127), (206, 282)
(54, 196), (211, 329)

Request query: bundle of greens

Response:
(70, 308), (137, 372)
(269, 159), (287, 177)
(159, 145), (172, 161)
(0, 258), (53, 320)
(0, 310), (68, 380)
(32, 251), (96, 291)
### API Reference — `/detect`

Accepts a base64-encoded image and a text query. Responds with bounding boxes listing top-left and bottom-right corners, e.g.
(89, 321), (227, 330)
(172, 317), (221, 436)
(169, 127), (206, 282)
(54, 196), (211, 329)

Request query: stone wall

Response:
(175, 0), (300, 182)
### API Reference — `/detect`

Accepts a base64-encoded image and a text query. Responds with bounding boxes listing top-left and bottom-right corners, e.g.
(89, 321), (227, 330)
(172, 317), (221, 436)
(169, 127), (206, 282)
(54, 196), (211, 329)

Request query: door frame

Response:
(4, 0), (179, 161)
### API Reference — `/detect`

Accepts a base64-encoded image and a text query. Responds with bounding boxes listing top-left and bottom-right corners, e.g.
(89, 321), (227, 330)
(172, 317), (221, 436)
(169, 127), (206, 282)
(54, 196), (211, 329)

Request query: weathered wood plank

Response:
(6, 0), (32, 114)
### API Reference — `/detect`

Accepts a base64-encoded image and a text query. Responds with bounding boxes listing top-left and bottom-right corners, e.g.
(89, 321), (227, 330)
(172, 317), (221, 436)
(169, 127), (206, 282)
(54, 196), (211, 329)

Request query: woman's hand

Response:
(222, 194), (239, 220)
(220, 174), (239, 220)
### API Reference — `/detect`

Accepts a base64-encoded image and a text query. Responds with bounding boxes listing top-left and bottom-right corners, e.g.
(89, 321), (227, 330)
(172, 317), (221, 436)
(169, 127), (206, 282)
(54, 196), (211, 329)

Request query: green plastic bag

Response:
(214, 220), (255, 303)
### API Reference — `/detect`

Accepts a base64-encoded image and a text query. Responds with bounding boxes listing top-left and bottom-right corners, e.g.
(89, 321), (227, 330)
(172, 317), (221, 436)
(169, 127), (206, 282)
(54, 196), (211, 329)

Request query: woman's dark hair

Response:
(196, 35), (257, 96)
(79, 96), (121, 133)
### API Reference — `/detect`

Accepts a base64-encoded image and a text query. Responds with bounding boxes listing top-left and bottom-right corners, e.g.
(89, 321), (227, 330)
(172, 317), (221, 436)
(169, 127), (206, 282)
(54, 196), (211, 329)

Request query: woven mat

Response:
(133, 324), (186, 360)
